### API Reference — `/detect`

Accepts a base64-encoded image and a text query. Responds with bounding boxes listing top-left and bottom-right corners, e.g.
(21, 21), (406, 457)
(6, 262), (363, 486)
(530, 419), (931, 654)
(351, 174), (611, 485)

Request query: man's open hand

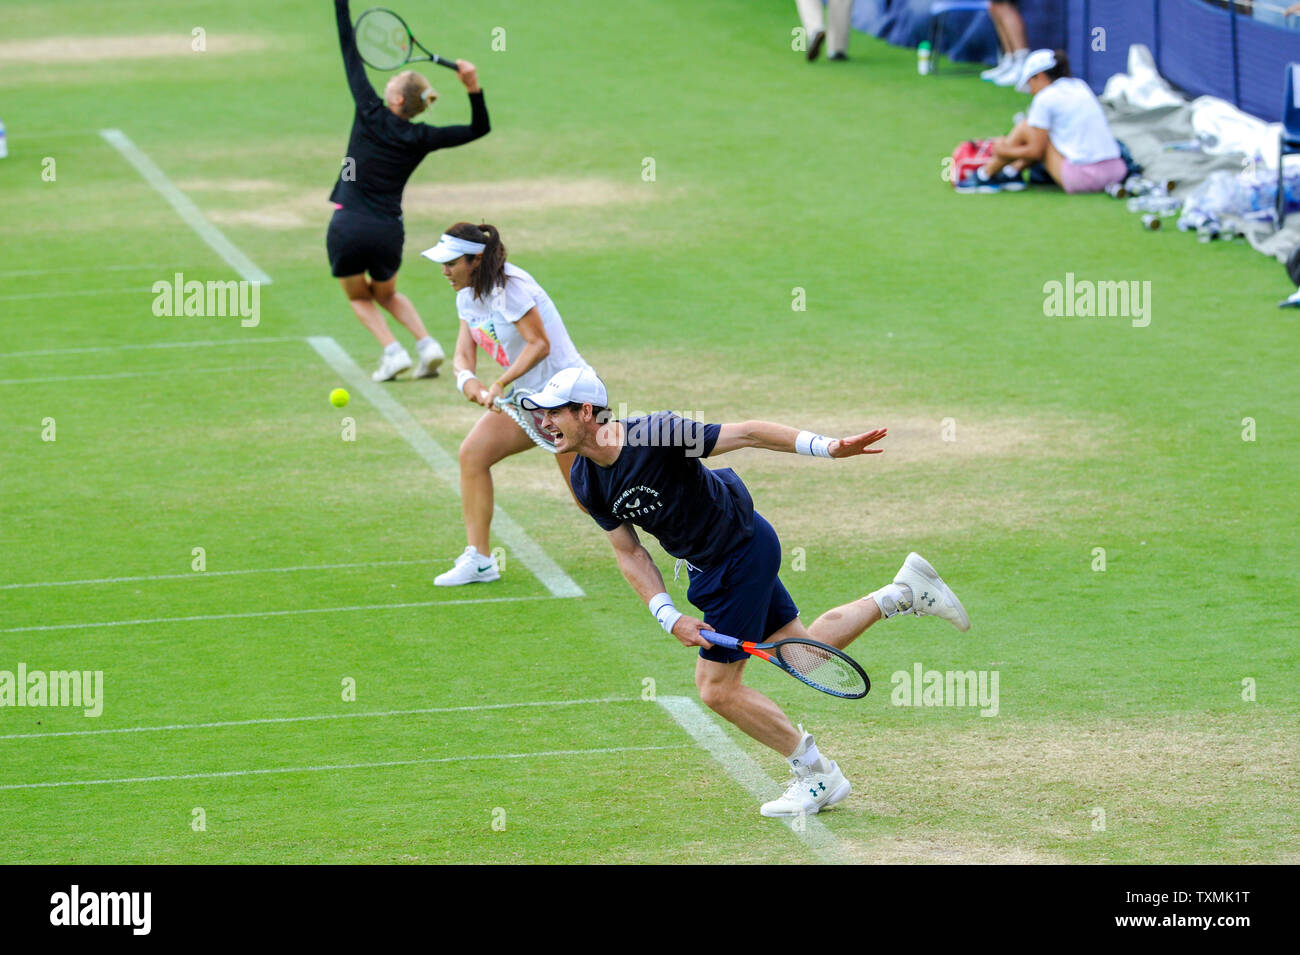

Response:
(829, 427), (887, 458)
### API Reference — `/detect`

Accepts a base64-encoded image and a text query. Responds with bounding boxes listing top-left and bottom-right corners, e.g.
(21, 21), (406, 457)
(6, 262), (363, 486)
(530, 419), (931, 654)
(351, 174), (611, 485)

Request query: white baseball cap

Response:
(1016, 49), (1057, 93)
(420, 233), (486, 263)
(519, 367), (608, 410)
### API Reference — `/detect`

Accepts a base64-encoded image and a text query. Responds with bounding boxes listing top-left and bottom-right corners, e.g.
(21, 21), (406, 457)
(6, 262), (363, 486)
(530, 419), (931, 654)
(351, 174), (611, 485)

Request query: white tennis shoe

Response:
(372, 347), (412, 382)
(414, 339), (445, 379)
(893, 552), (970, 631)
(995, 50), (1029, 87)
(981, 52), (1011, 82)
(434, 546), (501, 587)
(761, 761), (851, 818)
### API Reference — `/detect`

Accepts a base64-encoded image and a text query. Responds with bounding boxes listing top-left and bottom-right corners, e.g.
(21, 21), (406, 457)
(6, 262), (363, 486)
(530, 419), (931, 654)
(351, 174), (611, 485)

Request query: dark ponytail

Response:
(446, 221), (508, 302)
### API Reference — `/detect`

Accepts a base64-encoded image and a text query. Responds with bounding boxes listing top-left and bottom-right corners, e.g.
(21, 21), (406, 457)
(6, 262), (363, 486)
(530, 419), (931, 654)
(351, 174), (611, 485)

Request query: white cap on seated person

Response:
(1016, 49), (1057, 93)
(519, 367), (608, 410)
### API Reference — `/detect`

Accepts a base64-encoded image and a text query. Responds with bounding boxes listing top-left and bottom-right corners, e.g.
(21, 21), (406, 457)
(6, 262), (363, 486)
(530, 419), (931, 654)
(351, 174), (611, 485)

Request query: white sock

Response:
(867, 583), (913, 617)
(788, 726), (829, 775)
(416, 336), (435, 350)
(384, 341), (405, 357)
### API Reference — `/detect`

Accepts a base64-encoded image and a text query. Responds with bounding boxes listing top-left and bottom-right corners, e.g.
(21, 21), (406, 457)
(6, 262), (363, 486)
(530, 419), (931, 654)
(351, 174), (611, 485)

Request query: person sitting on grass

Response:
(957, 49), (1127, 195)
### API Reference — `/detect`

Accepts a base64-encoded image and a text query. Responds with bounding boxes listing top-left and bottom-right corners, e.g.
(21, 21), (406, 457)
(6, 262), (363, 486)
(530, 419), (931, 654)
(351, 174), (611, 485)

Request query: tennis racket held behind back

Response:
(355, 7), (459, 71)
(706, 632), (870, 700)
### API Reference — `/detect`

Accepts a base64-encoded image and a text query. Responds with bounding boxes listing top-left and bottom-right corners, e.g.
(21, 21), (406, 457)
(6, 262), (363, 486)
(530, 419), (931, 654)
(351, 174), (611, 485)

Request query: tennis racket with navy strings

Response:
(705, 631), (871, 700)
(354, 7), (459, 72)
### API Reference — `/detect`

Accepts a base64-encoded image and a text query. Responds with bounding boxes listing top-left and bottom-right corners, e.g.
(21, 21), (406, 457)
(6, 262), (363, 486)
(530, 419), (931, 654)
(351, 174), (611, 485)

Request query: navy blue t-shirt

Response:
(569, 413), (756, 568)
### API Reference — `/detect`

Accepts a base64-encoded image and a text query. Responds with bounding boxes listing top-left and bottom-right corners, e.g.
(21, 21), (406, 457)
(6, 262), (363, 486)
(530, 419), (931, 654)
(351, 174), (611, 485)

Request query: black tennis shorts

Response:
(326, 207), (404, 282)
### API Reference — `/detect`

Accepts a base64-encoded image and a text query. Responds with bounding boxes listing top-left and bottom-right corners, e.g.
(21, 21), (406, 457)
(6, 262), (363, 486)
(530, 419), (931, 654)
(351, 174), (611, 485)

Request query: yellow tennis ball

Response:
(329, 388), (350, 408)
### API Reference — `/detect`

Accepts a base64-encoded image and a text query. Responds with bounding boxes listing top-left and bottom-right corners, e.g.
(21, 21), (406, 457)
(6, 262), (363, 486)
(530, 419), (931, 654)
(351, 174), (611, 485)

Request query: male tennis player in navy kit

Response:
(523, 368), (972, 817)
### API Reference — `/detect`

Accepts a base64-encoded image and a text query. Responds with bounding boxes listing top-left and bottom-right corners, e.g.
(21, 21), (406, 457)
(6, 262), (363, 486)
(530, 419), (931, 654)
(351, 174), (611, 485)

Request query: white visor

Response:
(421, 234), (487, 263)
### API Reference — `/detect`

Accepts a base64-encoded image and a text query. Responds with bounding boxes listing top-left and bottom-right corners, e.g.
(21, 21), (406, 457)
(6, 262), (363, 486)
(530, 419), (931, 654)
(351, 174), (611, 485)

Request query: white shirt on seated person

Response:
(1025, 76), (1121, 166)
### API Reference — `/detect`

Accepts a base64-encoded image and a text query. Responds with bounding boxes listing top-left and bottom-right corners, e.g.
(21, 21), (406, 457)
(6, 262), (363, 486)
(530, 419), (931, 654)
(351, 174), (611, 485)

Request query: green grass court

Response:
(0, 0), (1296, 864)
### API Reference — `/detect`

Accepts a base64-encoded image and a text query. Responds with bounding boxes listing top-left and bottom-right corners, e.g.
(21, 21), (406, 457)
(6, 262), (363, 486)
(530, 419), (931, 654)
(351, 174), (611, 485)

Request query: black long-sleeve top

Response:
(329, 0), (489, 220)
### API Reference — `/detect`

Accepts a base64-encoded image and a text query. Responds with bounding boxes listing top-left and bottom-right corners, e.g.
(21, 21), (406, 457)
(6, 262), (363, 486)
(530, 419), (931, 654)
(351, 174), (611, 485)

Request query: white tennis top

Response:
(456, 262), (590, 393)
(1027, 77), (1121, 165)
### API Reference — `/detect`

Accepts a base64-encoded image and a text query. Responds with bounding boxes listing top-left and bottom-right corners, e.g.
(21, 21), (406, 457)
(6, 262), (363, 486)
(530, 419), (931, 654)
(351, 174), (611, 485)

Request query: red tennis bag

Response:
(949, 139), (995, 189)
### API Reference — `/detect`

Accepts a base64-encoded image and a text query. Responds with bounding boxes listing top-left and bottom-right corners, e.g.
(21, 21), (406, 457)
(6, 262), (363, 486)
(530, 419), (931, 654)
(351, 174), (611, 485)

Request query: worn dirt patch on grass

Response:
(0, 34), (268, 63)
(203, 177), (657, 233)
(829, 712), (1297, 863)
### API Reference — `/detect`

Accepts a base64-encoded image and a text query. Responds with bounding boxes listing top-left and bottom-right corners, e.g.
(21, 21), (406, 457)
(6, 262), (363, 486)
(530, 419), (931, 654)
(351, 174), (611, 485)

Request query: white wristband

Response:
(796, 430), (833, 457)
(456, 369), (479, 395)
(648, 592), (682, 635)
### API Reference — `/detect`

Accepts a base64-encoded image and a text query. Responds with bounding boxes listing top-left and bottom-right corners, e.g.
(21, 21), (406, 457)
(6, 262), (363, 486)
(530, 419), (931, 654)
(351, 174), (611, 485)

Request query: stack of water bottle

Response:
(1106, 176), (1185, 233)
(1122, 153), (1300, 242)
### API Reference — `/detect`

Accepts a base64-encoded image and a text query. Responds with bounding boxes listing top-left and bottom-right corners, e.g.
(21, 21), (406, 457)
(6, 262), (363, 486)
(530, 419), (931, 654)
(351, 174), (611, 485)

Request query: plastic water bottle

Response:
(0, 119), (7, 159)
(917, 42), (932, 76)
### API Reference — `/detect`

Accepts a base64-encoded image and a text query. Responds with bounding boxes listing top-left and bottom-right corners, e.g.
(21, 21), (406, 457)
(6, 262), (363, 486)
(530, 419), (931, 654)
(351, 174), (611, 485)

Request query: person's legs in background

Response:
(795, 0), (827, 61)
(826, 0), (852, 60)
(986, 2), (1029, 86)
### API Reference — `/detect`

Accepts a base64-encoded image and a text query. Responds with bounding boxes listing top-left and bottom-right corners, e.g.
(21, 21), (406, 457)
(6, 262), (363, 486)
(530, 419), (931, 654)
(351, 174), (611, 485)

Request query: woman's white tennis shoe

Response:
(372, 348), (412, 382)
(414, 339), (445, 379)
(434, 546), (501, 586)
(760, 761), (852, 817)
(893, 552), (971, 631)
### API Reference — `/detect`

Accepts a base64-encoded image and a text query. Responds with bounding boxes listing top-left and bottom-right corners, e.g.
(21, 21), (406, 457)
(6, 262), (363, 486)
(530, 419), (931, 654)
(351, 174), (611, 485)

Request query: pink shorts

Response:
(1058, 156), (1127, 195)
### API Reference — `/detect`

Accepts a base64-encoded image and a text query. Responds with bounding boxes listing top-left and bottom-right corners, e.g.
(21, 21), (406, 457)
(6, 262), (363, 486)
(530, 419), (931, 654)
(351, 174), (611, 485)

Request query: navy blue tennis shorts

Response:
(686, 512), (799, 665)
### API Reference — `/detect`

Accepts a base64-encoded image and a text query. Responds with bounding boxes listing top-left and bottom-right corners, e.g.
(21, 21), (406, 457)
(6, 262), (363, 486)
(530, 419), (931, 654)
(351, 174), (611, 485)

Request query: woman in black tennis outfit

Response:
(328, 0), (490, 382)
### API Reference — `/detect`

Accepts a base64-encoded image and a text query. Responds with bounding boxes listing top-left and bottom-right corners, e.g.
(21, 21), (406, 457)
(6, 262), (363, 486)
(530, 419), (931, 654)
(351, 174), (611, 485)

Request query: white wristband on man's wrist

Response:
(455, 369), (479, 395)
(648, 592), (682, 635)
(796, 430), (833, 457)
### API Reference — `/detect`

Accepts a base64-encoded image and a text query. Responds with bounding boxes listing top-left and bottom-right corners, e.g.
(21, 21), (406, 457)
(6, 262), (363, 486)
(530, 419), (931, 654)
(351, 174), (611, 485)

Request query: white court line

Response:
(0, 363), (292, 387)
(0, 558), (440, 591)
(99, 129), (272, 286)
(0, 336), (303, 359)
(308, 336), (583, 599)
(0, 594), (557, 634)
(656, 696), (852, 864)
(0, 287), (149, 302)
(0, 744), (687, 791)
(0, 696), (641, 741)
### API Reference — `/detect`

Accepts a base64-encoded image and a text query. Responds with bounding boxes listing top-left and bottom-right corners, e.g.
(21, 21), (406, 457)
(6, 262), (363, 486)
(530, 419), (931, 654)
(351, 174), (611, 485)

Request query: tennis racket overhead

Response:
(706, 632), (870, 700)
(354, 8), (458, 71)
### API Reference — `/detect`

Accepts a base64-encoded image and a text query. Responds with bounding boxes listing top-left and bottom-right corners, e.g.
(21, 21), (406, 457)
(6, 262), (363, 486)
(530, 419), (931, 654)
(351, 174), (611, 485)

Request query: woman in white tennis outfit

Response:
(422, 222), (593, 586)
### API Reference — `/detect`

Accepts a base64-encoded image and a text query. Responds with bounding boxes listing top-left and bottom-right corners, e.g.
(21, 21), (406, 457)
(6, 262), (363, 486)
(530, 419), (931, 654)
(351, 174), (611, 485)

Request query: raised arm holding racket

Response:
(325, 0), (490, 384)
(524, 370), (973, 819)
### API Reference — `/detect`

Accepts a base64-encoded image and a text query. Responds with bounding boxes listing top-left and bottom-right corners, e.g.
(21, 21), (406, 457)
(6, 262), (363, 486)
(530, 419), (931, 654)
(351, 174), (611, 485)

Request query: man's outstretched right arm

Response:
(606, 524), (714, 649)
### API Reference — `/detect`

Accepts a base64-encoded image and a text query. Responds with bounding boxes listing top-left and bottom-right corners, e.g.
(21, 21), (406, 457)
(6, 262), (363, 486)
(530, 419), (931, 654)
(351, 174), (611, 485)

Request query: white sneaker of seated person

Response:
(434, 546), (501, 587)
